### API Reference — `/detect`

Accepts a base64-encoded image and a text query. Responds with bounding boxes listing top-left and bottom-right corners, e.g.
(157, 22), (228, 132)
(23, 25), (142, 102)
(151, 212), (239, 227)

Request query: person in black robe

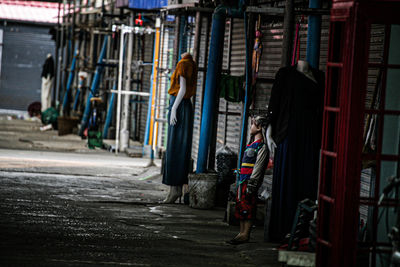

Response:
(266, 60), (325, 242)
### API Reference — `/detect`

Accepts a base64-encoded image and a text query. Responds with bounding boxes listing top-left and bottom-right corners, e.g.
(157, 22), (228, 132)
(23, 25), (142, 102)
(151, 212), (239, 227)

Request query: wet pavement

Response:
(0, 149), (281, 266)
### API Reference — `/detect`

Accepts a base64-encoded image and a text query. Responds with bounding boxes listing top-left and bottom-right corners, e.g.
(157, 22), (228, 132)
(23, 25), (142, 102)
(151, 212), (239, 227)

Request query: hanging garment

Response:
(267, 65), (325, 242)
(162, 96), (194, 186)
(41, 76), (53, 112)
(219, 74), (244, 102)
(41, 56), (54, 112)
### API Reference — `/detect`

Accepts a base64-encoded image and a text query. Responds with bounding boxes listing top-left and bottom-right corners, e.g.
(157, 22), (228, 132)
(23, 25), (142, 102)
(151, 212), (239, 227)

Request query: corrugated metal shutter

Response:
(365, 24), (385, 109)
(0, 23), (55, 111)
(253, 21), (284, 110)
(296, 15), (330, 71)
(192, 15), (210, 168)
(216, 18), (245, 156)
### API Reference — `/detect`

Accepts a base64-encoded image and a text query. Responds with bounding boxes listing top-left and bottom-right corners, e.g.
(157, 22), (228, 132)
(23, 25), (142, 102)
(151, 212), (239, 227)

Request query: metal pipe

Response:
(115, 28), (126, 154)
(306, 0), (322, 69)
(78, 36), (108, 136)
(154, 18), (164, 149)
(143, 20), (161, 148)
(120, 15), (134, 152)
(236, 11), (251, 182)
(196, 4), (245, 173)
(54, 0), (62, 107)
(110, 90), (150, 96)
(196, 10), (226, 173)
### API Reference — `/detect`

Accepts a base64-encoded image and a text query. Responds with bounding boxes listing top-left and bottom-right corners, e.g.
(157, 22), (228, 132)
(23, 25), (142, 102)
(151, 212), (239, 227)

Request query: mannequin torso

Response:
(296, 60), (317, 84)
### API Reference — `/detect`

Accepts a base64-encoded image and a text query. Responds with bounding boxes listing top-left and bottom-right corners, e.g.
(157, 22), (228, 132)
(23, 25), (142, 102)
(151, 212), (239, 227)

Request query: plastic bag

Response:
(216, 146), (237, 184)
(41, 107), (59, 127)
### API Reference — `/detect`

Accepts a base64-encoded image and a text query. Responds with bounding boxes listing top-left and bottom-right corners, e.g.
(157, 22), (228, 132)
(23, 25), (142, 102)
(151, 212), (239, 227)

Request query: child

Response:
(228, 115), (270, 244)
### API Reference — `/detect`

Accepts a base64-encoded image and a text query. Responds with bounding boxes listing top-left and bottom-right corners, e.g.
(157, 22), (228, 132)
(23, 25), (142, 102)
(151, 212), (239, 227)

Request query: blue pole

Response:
(102, 82), (116, 139)
(236, 11), (251, 179)
(196, 11), (226, 173)
(144, 30), (158, 146)
(62, 49), (77, 114)
(306, 0), (322, 69)
(79, 36), (109, 136)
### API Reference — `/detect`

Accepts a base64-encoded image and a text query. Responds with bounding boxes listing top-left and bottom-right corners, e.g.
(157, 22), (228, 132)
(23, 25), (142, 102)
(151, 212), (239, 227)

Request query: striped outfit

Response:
(235, 139), (268, 220)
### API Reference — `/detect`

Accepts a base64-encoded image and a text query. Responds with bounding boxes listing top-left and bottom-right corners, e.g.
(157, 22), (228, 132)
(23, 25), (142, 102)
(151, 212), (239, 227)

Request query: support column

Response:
(196, 11), (226, 173)
(281, 0), (294, 67)
(120, 14), (134, 151)
(306, 0), (322, 69)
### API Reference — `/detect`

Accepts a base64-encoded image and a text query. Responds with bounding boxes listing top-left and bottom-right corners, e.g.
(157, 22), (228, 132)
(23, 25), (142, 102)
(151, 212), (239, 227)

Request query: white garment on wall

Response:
(41, 75), (53, 112)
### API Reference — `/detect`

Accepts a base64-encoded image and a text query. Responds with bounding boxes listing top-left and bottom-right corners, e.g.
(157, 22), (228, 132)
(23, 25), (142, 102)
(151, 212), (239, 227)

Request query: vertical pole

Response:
(281, 0), (294, 67)
(116, 28), (125, 154)
(148, 22), (162, 147)
(306, 0), (322, 69)
(154, 18), (164, 149)
(58, 0), (66, 106)
(200, 15), (211, 116)
(196, 11), (226, 173)
(237, 11), (253, 178)
(172, 15), (180, 68)
(54, 0), (61, 106)
(121, 15), (134, 152)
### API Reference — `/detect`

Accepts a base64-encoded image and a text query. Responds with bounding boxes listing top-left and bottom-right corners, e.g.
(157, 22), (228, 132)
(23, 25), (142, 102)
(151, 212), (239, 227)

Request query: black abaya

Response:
(268, 66), (324, 242)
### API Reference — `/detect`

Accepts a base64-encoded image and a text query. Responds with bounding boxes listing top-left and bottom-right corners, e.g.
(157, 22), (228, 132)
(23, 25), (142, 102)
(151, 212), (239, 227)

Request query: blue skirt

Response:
(162, 96), (194, 186)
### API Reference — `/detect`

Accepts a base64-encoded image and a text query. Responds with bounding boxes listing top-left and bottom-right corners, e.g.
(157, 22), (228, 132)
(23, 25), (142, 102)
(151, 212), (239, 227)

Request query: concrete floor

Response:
(0, 116), (281, 266)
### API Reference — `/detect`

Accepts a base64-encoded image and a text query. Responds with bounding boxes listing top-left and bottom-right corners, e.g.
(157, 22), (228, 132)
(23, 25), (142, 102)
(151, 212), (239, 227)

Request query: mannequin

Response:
(228, 115), (269, 244)
(267, 60), (324, 242)
(41, 54), (54, 111)
(163, 52), (198, 203)
(266, 60), (316, 154)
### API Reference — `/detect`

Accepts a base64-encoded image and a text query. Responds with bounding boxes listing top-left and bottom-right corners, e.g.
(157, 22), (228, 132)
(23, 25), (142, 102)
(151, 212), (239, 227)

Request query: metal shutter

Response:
(0, 23), (55, 111)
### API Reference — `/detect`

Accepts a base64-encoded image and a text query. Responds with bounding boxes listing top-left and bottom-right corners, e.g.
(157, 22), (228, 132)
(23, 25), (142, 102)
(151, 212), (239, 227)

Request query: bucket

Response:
(188, 173), (217, 209)
(57, 116), (79, 136)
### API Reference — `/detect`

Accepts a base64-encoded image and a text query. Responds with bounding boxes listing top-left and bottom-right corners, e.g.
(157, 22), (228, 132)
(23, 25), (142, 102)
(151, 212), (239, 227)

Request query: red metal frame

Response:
(317, 1), (400, 266)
